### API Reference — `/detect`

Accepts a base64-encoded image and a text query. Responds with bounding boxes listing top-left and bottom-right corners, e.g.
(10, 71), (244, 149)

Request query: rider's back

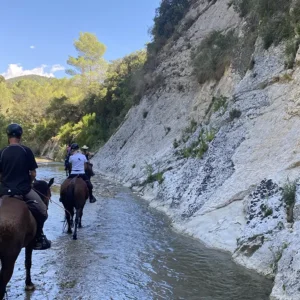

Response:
(69, 152), (87, 174)
(0, 145), (35, 195)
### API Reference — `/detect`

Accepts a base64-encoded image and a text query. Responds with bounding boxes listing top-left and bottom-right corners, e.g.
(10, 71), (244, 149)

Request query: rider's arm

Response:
(26, 147), (38, 182)
(23, 147), (38, 184)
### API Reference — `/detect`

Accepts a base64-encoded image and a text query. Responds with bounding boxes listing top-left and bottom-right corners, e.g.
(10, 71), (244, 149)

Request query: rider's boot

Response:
(89, 194), (97, 203)
(33, 222), (51, 250)
(86, 180), (96, 203)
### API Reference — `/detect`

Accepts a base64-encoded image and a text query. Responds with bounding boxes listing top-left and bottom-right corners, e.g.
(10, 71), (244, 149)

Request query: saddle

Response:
(1, 194), (24, 201)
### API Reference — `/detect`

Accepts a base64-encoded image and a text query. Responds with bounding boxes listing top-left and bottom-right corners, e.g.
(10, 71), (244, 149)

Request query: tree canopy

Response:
(66, 32), (108, 92)
(0, 34), (146, 157)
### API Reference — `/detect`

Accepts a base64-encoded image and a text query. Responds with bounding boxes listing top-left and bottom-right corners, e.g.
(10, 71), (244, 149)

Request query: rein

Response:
(32, 187), (72, 217)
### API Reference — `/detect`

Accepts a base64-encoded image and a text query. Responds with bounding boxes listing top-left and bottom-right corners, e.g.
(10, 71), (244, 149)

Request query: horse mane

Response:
(33, 180), (48, 198)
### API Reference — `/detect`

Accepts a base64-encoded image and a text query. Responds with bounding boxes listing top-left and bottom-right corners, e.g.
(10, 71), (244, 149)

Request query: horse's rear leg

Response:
(66, 209), (73, 234)
(78, 208), (83, 228)
(0, 258), (16, 300)
(25, 246), (35, 291)
(73, 209), (80, 240)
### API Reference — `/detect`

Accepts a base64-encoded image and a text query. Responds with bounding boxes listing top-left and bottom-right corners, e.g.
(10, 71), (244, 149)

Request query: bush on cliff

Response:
(283, 179), (296, 223)
(145, 0), (191, 72)
(232, 0), (300, 67)
(191, 30), (238, 84)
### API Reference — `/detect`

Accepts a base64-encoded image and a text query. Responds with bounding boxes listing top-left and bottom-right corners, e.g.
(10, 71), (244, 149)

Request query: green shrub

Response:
(260, 15), (293, 49)
(156, 172), (165, 184)
(205, 129), (216, 142)
(182, 119), (198, 142)
(283, 179), (297, 223)
(285, 38), (300, 69)
(265, 207), (273, 217)
(132, 164), (136, 168)
(283, 179), (296, 207)
(146, 171), (165, 185)
(231, 0), (297, 51)
(196, 140), (209, 158)
(145, 163), (154, 177)
(185, 119), (197, 134)
(151, 0), (190, 46)
(231, 0), (300, 70)
(191, 30), (238, 83)
(178, 128), (215, 159)
(145, 0), (191, 68)
(229, 109), (242, 121)
(213, 95), (228, 112)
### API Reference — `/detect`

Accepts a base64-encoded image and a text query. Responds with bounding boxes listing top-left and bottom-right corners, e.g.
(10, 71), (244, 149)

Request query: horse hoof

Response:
(25, 284), (35, 291)
(67, 230), (72, 234)
(73, 236), (77, 240)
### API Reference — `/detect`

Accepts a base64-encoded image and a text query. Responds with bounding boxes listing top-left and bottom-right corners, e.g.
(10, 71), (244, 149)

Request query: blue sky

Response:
(0, 0), (161, 78)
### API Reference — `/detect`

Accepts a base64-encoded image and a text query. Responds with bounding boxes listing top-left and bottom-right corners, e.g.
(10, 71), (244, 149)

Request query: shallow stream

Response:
(7, 162), (272, 299)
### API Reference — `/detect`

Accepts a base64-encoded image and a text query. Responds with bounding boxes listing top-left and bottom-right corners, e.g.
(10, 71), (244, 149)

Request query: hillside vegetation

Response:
(6, 75), (54, 84)
(0, 34), (146, 156)
(0, 0), (193, 157)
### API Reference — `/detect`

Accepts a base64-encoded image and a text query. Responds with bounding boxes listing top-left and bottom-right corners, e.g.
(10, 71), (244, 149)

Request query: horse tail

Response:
(66, 178), (76, 208)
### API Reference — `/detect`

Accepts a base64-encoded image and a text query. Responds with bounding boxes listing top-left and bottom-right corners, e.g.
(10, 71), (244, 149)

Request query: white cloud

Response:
(30, 45), (35, 49)
(51, 64), (65, 72)
(1, 63), (65, 79)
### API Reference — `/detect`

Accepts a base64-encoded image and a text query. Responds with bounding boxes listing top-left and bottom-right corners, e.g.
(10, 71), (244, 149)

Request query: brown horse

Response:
(60, 177), (88, 240)
(0, 178), (54, 299)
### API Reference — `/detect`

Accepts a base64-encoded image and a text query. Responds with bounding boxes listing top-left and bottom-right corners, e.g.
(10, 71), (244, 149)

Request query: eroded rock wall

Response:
(93, 1), (300, 298)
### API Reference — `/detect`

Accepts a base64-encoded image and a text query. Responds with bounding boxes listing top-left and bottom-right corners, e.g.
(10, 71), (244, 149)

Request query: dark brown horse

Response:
(0, 178), (54, 299)
(60, 177), (88, 240)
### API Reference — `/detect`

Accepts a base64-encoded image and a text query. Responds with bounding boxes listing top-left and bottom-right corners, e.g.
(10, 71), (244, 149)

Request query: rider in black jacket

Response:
(0, 123), (51, 250)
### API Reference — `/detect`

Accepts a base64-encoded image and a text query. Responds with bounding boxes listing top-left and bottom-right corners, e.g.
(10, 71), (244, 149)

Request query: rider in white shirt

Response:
(68, 143), (96, 203)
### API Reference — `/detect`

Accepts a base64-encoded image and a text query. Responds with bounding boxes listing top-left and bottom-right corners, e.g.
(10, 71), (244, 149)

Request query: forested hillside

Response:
(0, 32), (146, 156)
(0, 0), (191, 157)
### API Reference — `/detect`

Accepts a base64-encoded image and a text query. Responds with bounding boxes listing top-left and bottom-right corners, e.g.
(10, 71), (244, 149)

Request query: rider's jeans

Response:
(25, 189), (48, 224)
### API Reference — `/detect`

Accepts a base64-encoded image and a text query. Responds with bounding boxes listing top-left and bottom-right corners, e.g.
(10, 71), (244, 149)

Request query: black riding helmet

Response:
(6, 123), (23, 138)
(71, 143), (79, 150)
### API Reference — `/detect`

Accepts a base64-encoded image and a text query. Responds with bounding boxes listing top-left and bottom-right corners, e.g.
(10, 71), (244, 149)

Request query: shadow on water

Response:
(6, 162), (273, 299)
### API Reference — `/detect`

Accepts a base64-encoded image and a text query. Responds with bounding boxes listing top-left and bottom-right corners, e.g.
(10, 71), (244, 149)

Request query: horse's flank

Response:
(0, 198), (36, 258)
(0, 178), (54, 299)
(61, 177), (88, 208)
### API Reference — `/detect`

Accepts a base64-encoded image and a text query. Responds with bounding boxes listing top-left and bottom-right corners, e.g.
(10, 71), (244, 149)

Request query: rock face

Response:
(93, 0), (300, 298)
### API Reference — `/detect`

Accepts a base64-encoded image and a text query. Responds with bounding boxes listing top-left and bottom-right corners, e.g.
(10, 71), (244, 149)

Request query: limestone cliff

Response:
(93, 1), (300, 299)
